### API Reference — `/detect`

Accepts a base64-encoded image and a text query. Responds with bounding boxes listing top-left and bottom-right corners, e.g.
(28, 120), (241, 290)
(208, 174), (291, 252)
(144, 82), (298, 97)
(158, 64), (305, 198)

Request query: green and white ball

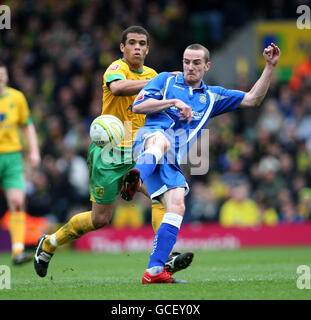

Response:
(89, 115), (125, 148)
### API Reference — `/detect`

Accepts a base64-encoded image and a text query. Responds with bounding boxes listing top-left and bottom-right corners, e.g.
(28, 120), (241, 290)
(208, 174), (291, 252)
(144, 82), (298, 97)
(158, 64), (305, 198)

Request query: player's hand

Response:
(174, 99), (193, 124)
(29, 150), (41, 169)
(263, 43), (280, 67)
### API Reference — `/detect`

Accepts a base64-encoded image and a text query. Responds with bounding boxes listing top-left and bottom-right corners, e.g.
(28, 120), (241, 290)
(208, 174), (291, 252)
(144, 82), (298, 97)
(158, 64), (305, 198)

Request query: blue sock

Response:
(147, 222), (179, 269)
(135, 152), (158, 183)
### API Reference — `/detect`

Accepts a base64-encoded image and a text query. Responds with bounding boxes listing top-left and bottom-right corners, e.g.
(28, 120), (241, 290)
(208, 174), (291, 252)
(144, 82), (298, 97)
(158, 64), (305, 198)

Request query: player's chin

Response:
(185, 76), (198, 85)
(132, 55), (144, 62)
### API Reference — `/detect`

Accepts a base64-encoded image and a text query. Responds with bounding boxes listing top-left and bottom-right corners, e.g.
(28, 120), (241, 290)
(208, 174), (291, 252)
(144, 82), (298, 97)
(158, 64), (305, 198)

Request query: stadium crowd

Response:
(1, 0), (311, 227)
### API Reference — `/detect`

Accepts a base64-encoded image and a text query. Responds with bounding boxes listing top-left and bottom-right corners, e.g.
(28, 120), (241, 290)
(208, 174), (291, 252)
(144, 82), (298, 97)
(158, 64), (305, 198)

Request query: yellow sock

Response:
(151, 202), (166, 234)
(42, 211), (95, 254)
(9, 211), (26, 257)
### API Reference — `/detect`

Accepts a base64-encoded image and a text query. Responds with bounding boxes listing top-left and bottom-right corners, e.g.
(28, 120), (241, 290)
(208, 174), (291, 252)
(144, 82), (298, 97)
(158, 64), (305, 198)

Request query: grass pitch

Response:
(1, 247), (311, 300)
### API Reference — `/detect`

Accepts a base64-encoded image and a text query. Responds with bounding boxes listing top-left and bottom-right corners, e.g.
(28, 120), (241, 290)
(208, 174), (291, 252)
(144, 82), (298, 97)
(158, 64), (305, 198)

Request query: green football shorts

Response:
(0, 152), (25, 191)
(87, 142), (135, 204)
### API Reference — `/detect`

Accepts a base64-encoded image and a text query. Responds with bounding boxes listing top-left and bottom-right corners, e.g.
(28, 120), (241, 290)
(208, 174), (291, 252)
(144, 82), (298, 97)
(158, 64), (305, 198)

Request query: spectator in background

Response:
(189, 182), (219, 222)
(289, 48), (311, 91)
(279, 200), (302, 224)
(26, 170), (52, 218)
(219, 181), (260, 227)
(297, 188), (311, 221)
(112, 193), (148, 229)
(42, 155), (73, 222)
(255, 156), (284, 209)
(257, 98), (284, 135)
(277, 84), (295, 118)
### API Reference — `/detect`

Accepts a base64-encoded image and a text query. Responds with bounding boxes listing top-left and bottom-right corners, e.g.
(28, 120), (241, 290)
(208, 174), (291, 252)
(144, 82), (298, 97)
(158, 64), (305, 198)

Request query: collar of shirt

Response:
(175, 73), (207, 92)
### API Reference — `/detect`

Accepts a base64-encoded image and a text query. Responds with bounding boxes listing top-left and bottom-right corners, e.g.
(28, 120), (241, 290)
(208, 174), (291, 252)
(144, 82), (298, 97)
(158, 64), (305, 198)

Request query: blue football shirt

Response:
(133, 72), (245, 163)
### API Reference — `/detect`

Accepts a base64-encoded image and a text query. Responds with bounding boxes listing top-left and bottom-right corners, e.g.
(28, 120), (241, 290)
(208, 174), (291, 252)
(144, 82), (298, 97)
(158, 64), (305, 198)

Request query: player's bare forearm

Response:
(132, 98), (178, 114)
(240, 65), (275, 108)
(133, 98), (193, 122)
(109, 79), (150, 96)
(240, 43), (280, 108)
(22, 123), (41, 168)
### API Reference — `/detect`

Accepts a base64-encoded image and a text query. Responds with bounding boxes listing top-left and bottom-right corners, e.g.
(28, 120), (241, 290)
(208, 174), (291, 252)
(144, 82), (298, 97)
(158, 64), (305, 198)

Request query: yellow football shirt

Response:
(219, 199), (260, 227)
(0, 87), (32, 153)
(102, 59), (157, 147)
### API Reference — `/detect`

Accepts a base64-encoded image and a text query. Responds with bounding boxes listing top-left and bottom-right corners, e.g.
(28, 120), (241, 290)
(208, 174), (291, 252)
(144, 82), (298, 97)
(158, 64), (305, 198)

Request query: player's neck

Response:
(123, 58), (144, 73)
(0, 85), (7, 97)
(185, 81), (201, 89)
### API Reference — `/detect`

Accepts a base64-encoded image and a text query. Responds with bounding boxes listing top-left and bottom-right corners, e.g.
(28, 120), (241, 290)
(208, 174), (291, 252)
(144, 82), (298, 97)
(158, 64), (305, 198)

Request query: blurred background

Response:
(1, 0), (311, 251)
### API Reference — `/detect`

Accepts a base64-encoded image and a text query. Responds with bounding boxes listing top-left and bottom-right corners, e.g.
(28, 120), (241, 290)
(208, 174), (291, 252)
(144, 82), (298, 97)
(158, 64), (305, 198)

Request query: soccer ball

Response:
(89, 115), (125, 148)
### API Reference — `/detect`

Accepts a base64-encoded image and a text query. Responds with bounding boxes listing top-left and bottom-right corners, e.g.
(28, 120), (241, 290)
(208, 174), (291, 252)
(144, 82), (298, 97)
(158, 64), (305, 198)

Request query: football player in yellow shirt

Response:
(34, 26), (193, 278)
(0, 62), (41, 265)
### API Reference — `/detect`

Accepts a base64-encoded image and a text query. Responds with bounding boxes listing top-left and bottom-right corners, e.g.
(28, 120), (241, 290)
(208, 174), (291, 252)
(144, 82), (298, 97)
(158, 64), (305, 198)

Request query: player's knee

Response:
(162, 137), (171, 153)
(167, 200), (185, 216)
(8, 198), (24, 212)
(148, 133), (170, 154)
(92, 208), (113, 229)
(92, 213), (111, 229)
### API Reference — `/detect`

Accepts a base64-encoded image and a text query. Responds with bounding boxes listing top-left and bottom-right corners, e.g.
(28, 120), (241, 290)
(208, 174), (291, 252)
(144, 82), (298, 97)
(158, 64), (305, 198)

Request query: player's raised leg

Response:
(121, 132), (169, 201)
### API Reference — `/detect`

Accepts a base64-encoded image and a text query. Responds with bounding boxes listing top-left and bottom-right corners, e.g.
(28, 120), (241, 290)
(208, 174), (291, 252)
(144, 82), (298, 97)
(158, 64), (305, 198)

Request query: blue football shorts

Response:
(133, 127), (189, 201)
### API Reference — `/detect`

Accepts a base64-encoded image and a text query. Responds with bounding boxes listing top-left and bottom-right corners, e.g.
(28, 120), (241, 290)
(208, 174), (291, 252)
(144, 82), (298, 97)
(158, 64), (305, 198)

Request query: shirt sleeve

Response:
(210, 86), (246, 118)
(133, 72), (171, 106)
(17, 92), (32, 126)
(104, 62), (127, 85)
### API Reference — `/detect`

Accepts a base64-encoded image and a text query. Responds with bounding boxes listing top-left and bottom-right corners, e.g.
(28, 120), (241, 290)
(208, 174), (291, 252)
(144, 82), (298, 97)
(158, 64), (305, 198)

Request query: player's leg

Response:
(5, 188), (33, 265)
(121, 132), (169, 201)
(151, 200), (193, 274)
(143, 187), (187, 283)
(34, 202), (113, 277)
(151, 201), (165, 233)
(1, 152), (32, 265)
(34, 142), (132, 277)
(139, 160), (194, 276)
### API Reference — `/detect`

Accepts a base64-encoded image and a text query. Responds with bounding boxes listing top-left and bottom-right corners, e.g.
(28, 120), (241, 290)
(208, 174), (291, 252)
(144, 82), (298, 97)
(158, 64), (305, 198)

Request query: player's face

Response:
(120, 33), (149, 69)
(183, 49), (210, 87)
(0, 67), (8, 89)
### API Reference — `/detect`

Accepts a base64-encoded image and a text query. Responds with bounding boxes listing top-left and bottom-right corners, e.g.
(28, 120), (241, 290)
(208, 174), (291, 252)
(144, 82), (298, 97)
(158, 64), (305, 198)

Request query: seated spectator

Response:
(289, 49), (311, 91)
(219, 181), (260, 227)
(189, 182), (219, 222)
(257, 98), (284, 135)
(279, 200), (302, 224)
(297, 188), (311, 221)
(112, 195), (147, 229)
(256, 156), (284, 209)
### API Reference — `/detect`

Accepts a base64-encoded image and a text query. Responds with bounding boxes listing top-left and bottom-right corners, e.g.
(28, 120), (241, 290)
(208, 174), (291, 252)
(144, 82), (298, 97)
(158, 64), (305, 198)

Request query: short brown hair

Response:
(0, 61), (7, 70)
(185, 44), (210, 62)
(121, 26), (150, 45)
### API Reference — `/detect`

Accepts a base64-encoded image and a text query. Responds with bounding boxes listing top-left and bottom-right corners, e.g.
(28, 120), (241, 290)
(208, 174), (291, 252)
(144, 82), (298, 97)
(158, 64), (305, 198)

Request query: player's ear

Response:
(205, 62), (211, 72)
(120, 43), (125, 53)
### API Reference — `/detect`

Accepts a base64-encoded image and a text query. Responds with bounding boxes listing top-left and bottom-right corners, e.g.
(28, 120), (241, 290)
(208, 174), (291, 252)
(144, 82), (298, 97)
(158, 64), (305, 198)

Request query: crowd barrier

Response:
(74, 223), (311, 252)
(1, 223), (311, 252)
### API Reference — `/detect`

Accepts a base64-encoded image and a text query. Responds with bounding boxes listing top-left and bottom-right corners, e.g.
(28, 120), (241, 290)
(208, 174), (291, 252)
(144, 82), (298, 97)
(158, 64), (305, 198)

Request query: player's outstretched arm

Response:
(133, 98), (193, 123)
(109, 79), (150, 96)
(239, 43), (280, 108)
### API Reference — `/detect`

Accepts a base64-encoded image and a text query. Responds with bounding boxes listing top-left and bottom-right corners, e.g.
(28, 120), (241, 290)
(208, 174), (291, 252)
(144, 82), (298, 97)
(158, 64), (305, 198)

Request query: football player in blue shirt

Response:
(121, 43), (281, 284)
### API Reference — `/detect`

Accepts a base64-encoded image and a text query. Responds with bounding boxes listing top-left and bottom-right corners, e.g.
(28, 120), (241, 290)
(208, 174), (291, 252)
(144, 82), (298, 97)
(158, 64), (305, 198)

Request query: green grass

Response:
(1, 247), (311, 300)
